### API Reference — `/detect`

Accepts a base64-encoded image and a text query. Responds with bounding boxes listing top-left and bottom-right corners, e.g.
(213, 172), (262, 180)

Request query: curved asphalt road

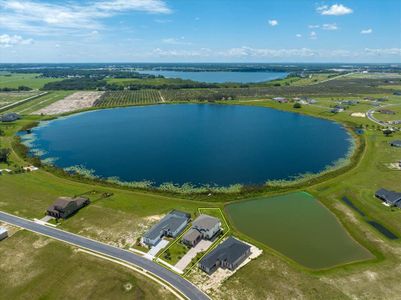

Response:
(0, 211), (209, 300)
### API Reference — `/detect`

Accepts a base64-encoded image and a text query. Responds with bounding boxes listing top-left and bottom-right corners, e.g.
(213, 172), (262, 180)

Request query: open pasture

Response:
(0, 73), (61, 89)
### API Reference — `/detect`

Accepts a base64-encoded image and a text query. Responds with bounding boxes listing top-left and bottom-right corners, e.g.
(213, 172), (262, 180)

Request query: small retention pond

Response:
(226, 192), (374, 269)
(22, 104), (352, 187)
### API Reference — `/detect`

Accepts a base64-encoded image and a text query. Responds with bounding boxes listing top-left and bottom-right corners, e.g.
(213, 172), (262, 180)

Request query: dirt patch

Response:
(351, 112), (366, 118)
(72, 212), (165, 249)
(33, 91), (104, 115)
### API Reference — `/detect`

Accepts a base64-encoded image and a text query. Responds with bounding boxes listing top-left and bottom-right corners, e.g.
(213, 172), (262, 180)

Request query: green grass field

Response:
(0, 91), (42, 110)
(0, 73), (61, 89)
(0, 229), (174, 300)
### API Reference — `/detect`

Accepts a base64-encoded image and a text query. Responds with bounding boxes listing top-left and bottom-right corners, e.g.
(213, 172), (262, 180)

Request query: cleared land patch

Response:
(226, 192), (374, 269)
(33, 91), (104, 115)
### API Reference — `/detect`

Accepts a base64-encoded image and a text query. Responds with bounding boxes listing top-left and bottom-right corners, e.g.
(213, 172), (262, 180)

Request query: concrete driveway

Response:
(148, 239), (169, 257)
(175, 240), (213, 271)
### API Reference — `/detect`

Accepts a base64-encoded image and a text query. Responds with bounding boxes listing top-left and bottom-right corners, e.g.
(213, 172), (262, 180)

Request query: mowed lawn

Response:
(0, 229), (174, 300)
(225, 192), (374, 269)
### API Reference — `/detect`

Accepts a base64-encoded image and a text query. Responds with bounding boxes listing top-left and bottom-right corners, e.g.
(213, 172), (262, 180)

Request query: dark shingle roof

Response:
(200, 237), (250, 269)
(0, 113), (20, 122)
(182, 228), (202, 243)
(375, 188), (401, 205)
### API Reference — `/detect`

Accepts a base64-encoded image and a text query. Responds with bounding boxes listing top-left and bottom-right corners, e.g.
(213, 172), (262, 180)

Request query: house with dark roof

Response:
(46, 196), (90, 219)
(378, 109), (396, 115)
(390, 140), (401, 148)
(142, 210), (190, 247)
(0, 113), (20, 122)
(375, 189), (401, 208)
(198, 237), (251, 274)
(182, 214), (221, 247)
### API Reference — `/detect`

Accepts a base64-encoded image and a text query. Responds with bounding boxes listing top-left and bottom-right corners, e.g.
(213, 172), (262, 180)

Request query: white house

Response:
(0, 227), (8, 241)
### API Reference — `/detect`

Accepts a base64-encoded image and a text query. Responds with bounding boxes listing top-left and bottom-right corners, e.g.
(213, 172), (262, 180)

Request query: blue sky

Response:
(0, 0), (400, 63)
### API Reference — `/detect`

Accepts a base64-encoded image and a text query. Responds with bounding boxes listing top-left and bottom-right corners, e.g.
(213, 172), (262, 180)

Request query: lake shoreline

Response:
(16, 103), (360, 197)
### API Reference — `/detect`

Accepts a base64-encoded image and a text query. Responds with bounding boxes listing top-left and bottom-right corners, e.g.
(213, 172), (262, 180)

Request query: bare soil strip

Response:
(33, 91), (104, 115)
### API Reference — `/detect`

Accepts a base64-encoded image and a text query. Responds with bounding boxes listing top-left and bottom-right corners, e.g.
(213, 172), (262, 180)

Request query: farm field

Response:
(0, 73), (61, 89)
(13, 91), (74, 115)
(94, 90), (163, 107)
(0, 228), (174, 300)
(0, 91), (41, 110)
(225, 192), (374, 269)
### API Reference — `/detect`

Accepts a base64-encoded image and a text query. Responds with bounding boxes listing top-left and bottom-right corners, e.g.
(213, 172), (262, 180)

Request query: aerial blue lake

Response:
(138, 70), (288, 83)
(23, 104), (352, 187)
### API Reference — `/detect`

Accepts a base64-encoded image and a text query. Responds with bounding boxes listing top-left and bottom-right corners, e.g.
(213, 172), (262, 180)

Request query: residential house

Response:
(46, 196), (90, 219)
(390, 140), (401, 148)
(331, 106), (345, 113)
(0, 227), (8, 241)
(182, 214), (221, 247)
(378, 109), (396, 115)
(0, 113), (20, 122)
(375, 188), (401, 208)
(272, 97), (288, 103)
(142, 210), (190, 247)
(198, 237), (251, 274)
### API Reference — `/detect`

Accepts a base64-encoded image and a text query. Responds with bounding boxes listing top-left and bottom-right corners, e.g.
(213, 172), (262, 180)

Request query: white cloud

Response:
(154, 19), (172, 23)
(364, 48), (401, 56)
(322, 23), (338, 30)
(0, 33), (33, 47)
(296, 34), (302, 38)
(0, 0), (171, 34)
(268, 19), (278, 26)
(317, 4), (353, 16)
(361, 28), (373, 34)
(162, 37), (191, 45)
(309, 31), (317, 39)
(309, 23), (338, 30)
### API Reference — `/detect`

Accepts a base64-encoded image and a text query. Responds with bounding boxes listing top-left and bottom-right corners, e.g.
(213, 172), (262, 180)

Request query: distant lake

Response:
(23, 104), (351, 187)
(137, 70), (288, 83)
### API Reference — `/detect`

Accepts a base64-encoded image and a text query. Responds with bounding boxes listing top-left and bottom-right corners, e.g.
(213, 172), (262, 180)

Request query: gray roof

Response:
(0, 227), (7, 235)
(182, 228), (202, 243)
(390, 140), (401, 147)
(375, 188), (401, 205)
(192, 214), (220, 231)
(50, 197), (88, 210)
(144, 210), (189, 240)
(200, 237), (250, 269)
(0, 112), (20, 122)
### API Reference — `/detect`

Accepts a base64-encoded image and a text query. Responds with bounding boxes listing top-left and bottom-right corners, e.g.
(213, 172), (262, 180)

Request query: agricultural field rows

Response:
(0, 91), (41, 110)
(94, 90), (163, 107)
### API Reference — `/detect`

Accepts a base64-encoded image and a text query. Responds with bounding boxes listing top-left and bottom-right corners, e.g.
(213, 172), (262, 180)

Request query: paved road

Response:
(0, 211), (209, 300)
(366, 104), (399, 126)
